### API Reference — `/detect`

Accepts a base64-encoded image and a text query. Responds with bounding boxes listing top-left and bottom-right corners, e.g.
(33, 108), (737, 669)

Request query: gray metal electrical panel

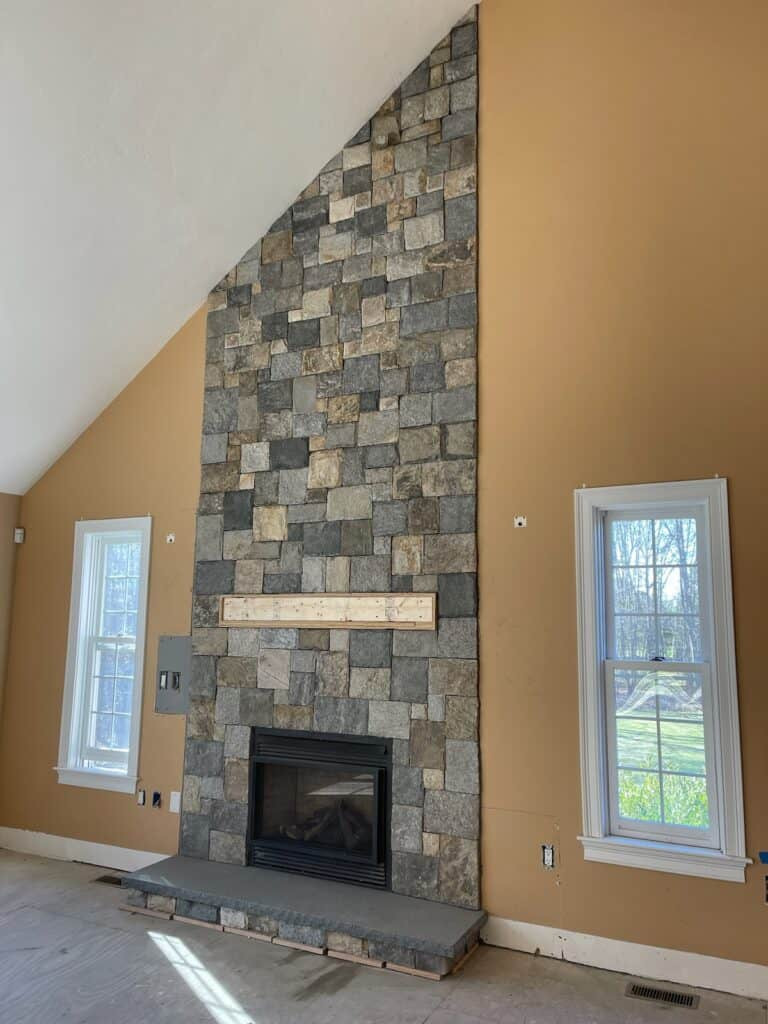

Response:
(155, 635), (192, 714)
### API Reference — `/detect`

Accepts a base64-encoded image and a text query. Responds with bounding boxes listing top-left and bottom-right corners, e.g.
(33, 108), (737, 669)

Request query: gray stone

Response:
(190, 656), (217, 699)
(349, 630), (391, 668)
(270, 437), (309, 469)
(341, 519), (373, 555)
(201, 433), (229, 465)
(357, 411), (399, 446)
(393, 630), (438, 657)
(423, 790), (479, 839)
(440, 495), (476, 533)
(423, 534), (476, 573)
(196, 516), (223, 561)
(445, 194), (477, 240)
(444, 421), (476, 458)
(448, 293), (477, 329)
(445, 739), (480, 795)
(203, 388), (238, 433)
(392, 763), (424, 806)
(410, 720), (445, 769)
(399, 426), (440, 463)
(227, 629), (260, 657)
(368, 700), (410, 739)
(392, 804), (423, 853)
(391, 657), (428, 702)
(438, 573), (477, 617)
(399, 393), (432, 428)
(439, 836), (479, 909)
(342, 354), (380, 393)
(214, 687), (240, 726)
(349, 667), (390, 699)
(278, 922), (326, 947)
(313, 697), (368, 735)
(303, 520), (342, 555)
(437, 617), (477, 659)
(372, 500), (407, 536)
(185, 740), (223, 777)
(327, 485), (372, 521)
(428, 658), (478, 696)
(209, 831), (246, 865)
(211, 800), (249, 834)
(390, 852), (439, 901)
(442, 109), (476, 142)
(349, 555), (390, 592)
(195, 560), (235, 596)
(316, 652), (349, 696)
(433, 385), (476, 423)
(180, 814), (210, 858)
(224, 725), (251, 759)
(278, 468), (308, 505)
(289, 672), (317, 705)
(239, 688), (274, 727)
(400, 300), (449, 337)
(176, 898), (218, 923)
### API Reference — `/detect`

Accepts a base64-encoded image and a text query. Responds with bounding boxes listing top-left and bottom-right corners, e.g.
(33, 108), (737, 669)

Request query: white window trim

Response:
(56, 517), (152, 795)
(574, 479), (750, 882)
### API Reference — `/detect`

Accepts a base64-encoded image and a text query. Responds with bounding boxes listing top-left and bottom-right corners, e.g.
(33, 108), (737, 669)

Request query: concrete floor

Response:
(0, 850), (763, 1024)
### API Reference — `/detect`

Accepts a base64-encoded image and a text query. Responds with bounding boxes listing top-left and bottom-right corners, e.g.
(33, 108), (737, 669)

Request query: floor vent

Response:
(626, 981), (700, 1009)
(93, 874), (124, 887)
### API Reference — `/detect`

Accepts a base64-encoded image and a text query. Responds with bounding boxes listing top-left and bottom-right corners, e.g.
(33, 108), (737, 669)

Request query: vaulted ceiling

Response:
(0, 0), (472, 494)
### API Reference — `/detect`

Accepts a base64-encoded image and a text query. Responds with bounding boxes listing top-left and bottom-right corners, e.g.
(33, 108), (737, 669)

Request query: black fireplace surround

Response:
(248, 729), (391, 889)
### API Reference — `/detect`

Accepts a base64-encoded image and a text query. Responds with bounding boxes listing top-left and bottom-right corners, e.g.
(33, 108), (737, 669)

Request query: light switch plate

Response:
(169, 791), (181, 814)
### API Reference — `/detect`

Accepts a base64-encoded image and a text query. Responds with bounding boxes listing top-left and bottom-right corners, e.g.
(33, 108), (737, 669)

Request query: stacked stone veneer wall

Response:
(181, 9), (479, 910)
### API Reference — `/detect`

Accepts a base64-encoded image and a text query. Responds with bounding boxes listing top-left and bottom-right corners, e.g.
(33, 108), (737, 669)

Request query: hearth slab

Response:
(124, 855), (485, 959)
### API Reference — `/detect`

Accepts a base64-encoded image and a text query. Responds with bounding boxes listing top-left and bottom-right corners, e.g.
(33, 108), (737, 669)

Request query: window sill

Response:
(55, 767), (137, 794)
(578, 835), (751, 883)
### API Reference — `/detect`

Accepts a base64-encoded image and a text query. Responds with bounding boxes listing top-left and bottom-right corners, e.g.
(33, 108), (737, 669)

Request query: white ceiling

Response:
(0, 0), (472, 495)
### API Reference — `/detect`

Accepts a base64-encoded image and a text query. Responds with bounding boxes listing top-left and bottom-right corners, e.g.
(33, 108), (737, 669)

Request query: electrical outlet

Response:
(169, 791), (181, 814)
(542, 843), (555, 870)
(152, 791), (161, 808)
(514, 515), (527, 529)
(137, 789), (146, 806)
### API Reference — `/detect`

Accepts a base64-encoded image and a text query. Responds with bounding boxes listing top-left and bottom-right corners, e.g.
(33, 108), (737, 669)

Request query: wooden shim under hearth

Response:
(219, 592), (436, 630)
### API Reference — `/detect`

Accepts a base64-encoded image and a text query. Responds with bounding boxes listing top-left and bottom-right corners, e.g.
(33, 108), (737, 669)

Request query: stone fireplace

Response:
(176, 6), (479, 920)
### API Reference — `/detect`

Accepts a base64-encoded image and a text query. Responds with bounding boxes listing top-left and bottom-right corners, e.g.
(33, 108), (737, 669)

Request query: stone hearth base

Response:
(122, 856), (485, 978)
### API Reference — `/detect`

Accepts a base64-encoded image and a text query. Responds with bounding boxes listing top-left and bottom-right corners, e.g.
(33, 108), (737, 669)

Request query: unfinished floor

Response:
(0, 851), (763, 1024)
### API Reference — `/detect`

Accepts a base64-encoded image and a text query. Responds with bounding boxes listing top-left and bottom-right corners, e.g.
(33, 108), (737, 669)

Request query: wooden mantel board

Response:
(219, 593), (436, 631)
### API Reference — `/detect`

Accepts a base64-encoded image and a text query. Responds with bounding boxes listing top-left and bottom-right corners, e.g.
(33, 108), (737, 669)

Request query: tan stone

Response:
(262, 230), (292, 262)
(328, 394), (360, 423)
(329, 196), (355, 223)
(422, 832), (441, 857)
(393, 535), (423, 575)
(308, 448), (342, 489)
(319, 231), (353, 264)
(423, 768), (445, 790)
(361, 294), (386, 328)
(445, 358), (476, 389)
(302, 344), (342, 374)
(445, 165), (476, 200)
(302, 287), (331, 319)
(326, 556), (350, 592)
(253, 506), (287, 541)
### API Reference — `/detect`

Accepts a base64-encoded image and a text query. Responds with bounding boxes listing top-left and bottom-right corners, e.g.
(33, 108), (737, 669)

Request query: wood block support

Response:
(220, 592), (436, 630)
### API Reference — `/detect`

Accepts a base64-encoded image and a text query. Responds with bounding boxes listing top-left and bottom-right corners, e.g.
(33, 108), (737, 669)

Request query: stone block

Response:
(372, 500), (407, 536)
(349, 667), (391, 699)
(392, 804), (423, 853)
(327, 394), (360, 423)
(270, 437), (309, 469)
(224, 724), (251, 759)
(403, 211), (444, 251)
(257, 648), (291, 689)
(184, 740), (223, 777)
(392, 535), (422, 575)
(239, 688), (274, 727)
(326, 932), (365, 956)
(301, 556), (326, 593)
(433, 384), (476, 424)
(392, 763), (424, 806)
(437, 617), (477, 659)
(327, 485), (372, 521)
(421, 459), (476, 497)
(400, 299), (449, 337)
(211, 800), (249, 834)
(195, 560), (235, 596)
(437, 573), (477, 617)
(235, 560), (264, 594)
(445, 739), (479, 794)
(303, 520), (342, 555)
(410, 720), (445, 768)
(342, 353), (380, 393)
(341, 519), (373, 555)
(302, 344), (343, 375)
(210, 831), (246, 865)
(399, 426), (441, 464)
(278, 468), (308, 505)
(423, 534), (476, 573)
(445, 193), (476, 240)
(180, 813), (210, 858)
(357, 411), (399, 446)
(201, 433), (228, 465)
(393, 629), (438, 657)
(423, 790), (479, 839)
(308, 448), (342, 489)
(394, 138), (427, 173)
(368, 700), (410, 739)
(278, 922), (326, 948)
(220, 907), (247, 930)
(326, 555), (350, 591)
(214, 687), (239, 726)
(349, 555), (390, 591)
(390, 852), (438, 901)
(176, 898), (219, 923)
(439, 836), (480, 909)
(316, 651), (349, 696)
(399, 393), (432, 427)
(428, 658), (477, 696)
(391, 657), (428, 702)
(439, 495), (475, 533)
(445, 696), (478, 740)
(253, 506), (287, 541)
(190, 656), (217, 699)
(349, 629), (391, 668)
(314, 696), (368, 735)
(196, 516), (223, 562)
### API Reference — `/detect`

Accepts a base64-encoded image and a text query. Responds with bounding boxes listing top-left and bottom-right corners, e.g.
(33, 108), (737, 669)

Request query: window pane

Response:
(92, 713), (113, 748)
(616, 719), (658, 770)
(655, 517), (697, 565)
(113, 715), (130, 750)
(102, 611), (126, 637)
(106, 542), (129, 576)
(104, 577), (127, 612)
(95, 678), (114, 713)
(613, 615), (655, 658)
(115, 678), (132, 714)
(656, 671), (703, 720)
(117, 646), (135, 677)
(611, 519), (653, 566)
(659, 615), (701, 660)
(127, 542), (141, 576)
(663, 774), (709, 828)
(658, 566), (699, 615)
(617, 770), (661, 822)
(660, 721), (706, 775)
(612, 568), (654, 613)
(126, 577), (139, 612)
(613, 669), (658, 717)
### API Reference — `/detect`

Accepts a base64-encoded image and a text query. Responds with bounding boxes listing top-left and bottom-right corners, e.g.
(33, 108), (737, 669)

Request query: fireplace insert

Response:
(248, 728), (391, 889)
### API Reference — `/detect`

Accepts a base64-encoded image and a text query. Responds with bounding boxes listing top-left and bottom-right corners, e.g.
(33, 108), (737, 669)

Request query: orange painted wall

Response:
(0, 309), (205, 854)
(0, 493), (21, 714)
(479, 0), (768, 965)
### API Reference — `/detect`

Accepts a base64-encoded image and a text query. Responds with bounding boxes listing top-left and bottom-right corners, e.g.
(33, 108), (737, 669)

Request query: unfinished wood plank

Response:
(385, 962), (444, 981)
(272, 937), (326, 955)
(173, 915), (224, 932)
(451, 941), (480, 974)
(118, 903), (172, 920)
(220, 592), (436, 630)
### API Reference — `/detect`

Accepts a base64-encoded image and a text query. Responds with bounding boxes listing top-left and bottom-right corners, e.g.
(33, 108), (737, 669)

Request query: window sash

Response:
(604, 660), (720, 848)
(58, 517), (151, 790)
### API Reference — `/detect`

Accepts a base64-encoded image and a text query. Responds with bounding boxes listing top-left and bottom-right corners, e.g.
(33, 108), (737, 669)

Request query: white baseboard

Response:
(482, 916), (768, 1002)
(0, 826), (167, 873)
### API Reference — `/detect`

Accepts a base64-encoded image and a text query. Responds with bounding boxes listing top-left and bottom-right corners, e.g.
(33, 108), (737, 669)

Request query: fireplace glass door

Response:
(249, 730), (390, 888)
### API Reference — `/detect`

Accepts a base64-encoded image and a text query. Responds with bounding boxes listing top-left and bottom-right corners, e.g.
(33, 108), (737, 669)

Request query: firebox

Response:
(248, 728), (391, 889)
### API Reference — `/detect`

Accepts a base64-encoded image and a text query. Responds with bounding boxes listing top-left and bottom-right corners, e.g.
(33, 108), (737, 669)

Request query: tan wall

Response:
(479, 0), (768, 965)
(0, 308), (205, 854)
(0, 493), (21, 714)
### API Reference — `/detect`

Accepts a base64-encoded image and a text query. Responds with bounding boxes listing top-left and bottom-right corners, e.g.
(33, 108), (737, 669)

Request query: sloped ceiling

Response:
(0, 0), (473, 495)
